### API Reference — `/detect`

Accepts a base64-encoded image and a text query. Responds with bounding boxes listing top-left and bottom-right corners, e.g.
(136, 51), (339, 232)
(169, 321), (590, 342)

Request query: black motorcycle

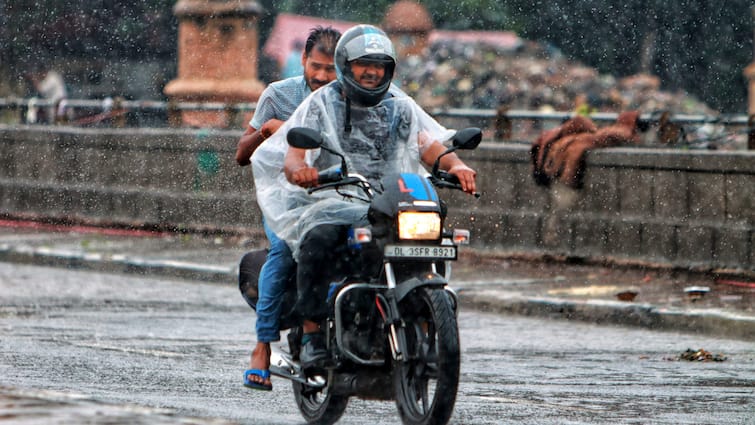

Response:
(239, 126), (481, 425)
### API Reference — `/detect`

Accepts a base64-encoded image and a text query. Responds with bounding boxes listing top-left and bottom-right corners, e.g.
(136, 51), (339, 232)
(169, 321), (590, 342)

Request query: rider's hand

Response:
(260, 119), (284, 139)
(448, 164), (477, 195)
(289, 165), (320, 188)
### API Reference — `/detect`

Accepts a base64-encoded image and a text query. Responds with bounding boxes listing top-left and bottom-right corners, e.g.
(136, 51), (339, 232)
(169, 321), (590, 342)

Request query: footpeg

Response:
(269, 349), (325, 388)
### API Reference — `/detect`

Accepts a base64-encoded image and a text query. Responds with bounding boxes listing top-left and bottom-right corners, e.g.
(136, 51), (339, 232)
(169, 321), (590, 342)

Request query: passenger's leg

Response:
(247, 219), (295, 389)
(255, 219), (295, 343)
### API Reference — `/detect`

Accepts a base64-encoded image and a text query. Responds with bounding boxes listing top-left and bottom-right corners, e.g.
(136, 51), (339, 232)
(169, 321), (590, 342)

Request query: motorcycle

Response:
(239, 126), (481, 425)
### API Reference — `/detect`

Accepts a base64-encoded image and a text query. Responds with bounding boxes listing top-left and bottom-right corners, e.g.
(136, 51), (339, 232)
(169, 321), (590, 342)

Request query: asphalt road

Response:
(1, 262), (753, 424)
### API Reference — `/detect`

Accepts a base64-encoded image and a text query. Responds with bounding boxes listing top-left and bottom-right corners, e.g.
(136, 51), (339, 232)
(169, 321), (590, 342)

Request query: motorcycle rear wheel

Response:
(393, 288), (460, 425)
(292, 373), (349, 425)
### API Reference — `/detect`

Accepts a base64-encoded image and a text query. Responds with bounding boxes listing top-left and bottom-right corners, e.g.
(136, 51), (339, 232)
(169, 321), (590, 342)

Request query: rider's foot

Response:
(300, 332), (327, 369)
(247, 342), (272, 388)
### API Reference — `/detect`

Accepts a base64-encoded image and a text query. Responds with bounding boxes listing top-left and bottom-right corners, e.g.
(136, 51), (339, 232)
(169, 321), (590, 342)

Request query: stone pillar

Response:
(745, 6), (755, 118)
(382, 1), (433, 59)
(164, 0), (265, 128)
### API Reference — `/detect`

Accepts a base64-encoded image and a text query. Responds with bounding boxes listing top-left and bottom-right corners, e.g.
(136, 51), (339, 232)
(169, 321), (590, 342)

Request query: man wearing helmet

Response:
(251, 25), (476, 368)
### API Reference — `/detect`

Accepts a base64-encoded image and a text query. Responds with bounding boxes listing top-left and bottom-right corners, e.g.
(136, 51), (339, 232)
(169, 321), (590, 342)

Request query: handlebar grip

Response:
(433, 171), (481, 198)
(317, 168), (343, 185)
(437, 170), (459, 184)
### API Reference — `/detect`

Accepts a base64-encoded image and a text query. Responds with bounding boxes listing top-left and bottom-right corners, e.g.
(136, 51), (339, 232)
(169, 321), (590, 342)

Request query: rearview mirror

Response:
(431, 127), (481, 177)
(452, 127), (482, 150)
(287, 126), (350, 178)
(287, 127), (322, 149)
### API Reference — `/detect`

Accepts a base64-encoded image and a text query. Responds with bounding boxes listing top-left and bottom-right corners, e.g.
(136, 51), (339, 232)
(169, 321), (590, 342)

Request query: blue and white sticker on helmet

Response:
(344, 31), (394, 61)
(364, 34), (389, 54)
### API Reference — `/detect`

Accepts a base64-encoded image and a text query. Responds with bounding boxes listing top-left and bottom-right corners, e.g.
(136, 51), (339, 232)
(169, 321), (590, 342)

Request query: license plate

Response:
(384, 244), (457, 260)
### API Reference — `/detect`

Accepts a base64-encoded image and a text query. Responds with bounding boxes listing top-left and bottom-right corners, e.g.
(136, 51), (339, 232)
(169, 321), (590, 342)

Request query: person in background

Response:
(235, 26), (341, 392)
(25, 68), (66, 124)
(280, 39), (305, 79)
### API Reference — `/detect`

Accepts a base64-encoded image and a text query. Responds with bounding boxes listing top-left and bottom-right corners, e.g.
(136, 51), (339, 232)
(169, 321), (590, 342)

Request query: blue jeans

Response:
(255, 219), (295, 343)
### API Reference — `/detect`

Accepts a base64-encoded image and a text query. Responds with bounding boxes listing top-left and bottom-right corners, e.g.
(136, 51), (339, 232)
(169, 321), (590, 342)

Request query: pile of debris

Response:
(673, 348), (728, 362)
(396, 38), (752, 149)
(396, 38), (717, 115)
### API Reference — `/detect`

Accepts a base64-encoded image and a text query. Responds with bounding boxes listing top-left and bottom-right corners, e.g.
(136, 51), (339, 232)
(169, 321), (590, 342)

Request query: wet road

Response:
(1, 262), (753, 424)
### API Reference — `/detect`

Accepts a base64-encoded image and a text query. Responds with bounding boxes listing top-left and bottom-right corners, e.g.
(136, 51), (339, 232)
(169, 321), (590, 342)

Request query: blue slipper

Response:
(243, 368), (272, 391)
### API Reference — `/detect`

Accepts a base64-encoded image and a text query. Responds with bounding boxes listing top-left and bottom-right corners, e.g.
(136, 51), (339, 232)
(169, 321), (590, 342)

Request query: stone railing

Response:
(444, 144), (754, 272)
(1, 125), (753, 272)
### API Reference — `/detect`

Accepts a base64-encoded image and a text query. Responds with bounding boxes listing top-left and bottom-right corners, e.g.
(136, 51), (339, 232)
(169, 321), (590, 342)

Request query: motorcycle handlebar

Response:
(306, 169), (479, 199)
(307, 175), (367, 195)
(437, 170), (459, 184)
(317, 167), (343, 185)
(431, 172), (481, 198)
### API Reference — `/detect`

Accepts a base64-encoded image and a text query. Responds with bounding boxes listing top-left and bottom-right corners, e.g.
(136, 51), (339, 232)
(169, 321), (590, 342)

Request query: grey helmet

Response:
(334, 25), (396, 106)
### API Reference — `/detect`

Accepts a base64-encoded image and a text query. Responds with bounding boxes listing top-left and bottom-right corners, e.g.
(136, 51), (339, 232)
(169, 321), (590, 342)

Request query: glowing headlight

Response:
(397, 212), (441, 240)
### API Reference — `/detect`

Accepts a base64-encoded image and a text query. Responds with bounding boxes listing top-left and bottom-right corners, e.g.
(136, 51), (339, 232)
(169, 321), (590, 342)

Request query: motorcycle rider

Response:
(251, 24), (476, 368)
(236, 26), (341, 391)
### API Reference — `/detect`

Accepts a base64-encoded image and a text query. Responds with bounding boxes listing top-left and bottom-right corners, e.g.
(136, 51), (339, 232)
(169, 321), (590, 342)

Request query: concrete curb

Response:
(459, 291), (755, 341)
(2, 243), (754, 341)
(0, 245), (237, 283)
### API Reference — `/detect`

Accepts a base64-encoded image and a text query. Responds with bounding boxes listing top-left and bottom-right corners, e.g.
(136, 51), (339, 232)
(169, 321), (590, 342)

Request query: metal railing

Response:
(428, 107), (751, 125)
(1, 97), (752, 149)
(429, 107), (753, 149)
(0, 97), (257, 128)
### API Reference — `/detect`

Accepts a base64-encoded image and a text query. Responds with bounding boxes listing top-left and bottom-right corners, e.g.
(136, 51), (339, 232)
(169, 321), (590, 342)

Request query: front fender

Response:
(394, 273), (447, 303)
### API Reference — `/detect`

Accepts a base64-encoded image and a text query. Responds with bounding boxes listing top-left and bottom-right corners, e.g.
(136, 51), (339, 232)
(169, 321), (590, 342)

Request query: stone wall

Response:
(443, 144), (754, 272)
(0, 126), (259, 231)
(1, 125), (753, 272)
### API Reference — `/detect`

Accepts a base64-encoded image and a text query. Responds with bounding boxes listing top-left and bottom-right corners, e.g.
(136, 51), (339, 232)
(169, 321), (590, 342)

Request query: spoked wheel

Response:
(393, 288), (460, 425)
(292, 372), (349, 425)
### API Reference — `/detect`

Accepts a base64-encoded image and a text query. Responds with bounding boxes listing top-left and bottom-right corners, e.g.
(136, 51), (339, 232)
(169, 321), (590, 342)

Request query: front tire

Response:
(393, 288), (460, 425)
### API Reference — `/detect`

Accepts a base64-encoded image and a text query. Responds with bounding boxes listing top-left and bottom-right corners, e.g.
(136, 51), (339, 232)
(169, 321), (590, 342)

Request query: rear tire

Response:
(293, 372), (349, 425)
(238, 250), (267, 310)
(393, 288), (460, 425)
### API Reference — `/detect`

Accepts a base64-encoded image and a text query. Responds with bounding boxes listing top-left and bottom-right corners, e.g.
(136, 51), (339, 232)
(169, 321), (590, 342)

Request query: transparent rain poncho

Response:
(251, 82), (455, 257)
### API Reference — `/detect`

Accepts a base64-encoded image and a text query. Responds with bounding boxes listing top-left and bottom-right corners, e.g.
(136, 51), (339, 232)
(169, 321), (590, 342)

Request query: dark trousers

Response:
(295, 223), (351, 322)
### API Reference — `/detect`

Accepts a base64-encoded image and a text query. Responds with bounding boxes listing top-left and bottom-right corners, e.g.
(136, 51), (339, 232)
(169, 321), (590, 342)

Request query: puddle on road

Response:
(546, 285), (623, 297)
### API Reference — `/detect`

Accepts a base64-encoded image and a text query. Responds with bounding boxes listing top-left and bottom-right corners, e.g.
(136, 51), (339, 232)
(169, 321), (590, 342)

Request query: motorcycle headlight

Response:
(397, 212), (441, 240)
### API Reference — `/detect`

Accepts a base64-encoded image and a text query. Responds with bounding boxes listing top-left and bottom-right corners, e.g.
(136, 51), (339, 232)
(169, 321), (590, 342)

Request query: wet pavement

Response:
(1, 221), (754, 423)
(0, 385), (235, 424)
(0, 221), (753, 342)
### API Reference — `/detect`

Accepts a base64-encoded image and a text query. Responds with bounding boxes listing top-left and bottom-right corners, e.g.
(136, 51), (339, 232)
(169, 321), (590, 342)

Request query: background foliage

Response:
(2, 0), (753, 112)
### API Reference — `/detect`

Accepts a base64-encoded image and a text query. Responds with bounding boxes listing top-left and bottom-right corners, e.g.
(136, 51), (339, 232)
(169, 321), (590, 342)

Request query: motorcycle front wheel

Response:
(393, 288), (460, 425)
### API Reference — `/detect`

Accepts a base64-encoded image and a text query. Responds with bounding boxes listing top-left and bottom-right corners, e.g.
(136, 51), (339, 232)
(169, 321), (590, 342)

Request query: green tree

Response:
(2, 0), (176, 66)
(2, 0), (752, 112)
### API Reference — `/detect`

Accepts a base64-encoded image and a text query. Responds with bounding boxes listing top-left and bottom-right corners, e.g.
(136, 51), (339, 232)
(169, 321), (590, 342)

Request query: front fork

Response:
(379, 262), (407, 361)
(377, 262), (456, 362)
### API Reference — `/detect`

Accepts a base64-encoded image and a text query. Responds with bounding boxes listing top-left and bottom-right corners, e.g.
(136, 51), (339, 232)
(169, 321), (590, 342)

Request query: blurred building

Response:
(164, 0), (265, 128)
(262, 7), (522, 67)
(262, 13), (355, 70)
